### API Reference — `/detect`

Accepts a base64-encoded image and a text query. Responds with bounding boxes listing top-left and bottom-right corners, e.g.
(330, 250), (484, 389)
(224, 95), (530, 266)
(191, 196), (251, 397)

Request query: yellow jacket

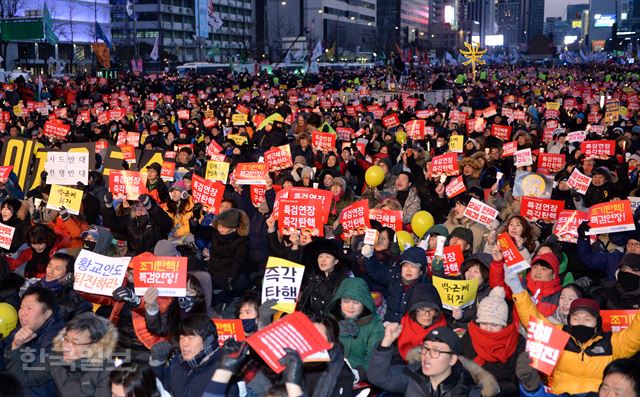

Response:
(512, 290), (640, 395)
(162, 197), (194, 239)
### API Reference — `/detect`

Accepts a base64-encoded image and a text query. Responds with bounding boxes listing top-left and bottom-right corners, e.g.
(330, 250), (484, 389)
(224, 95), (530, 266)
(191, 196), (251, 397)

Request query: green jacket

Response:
(327, 277), (384, 377)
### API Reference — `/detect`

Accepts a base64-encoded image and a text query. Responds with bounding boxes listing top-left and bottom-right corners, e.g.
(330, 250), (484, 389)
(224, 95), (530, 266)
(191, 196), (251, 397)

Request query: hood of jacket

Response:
(91, 225), (114, 255)
(327, 277), (376, 318)
(190, 270), (216, 317)
(52, 319), (118, 365)
(406, 282), (443, 314)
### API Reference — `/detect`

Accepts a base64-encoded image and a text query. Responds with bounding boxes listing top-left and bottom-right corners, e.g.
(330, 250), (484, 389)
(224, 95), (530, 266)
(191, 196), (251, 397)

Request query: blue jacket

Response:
(519, 383), (597, 397)
(1, 312), (65, 397)
(155, 346), (221, 397)
(576, 236), (622, 281)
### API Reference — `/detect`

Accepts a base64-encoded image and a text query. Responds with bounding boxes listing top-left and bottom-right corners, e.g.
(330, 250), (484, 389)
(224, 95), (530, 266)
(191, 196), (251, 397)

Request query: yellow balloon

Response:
(365, 165), (385, 187)
(0, 303), (17, 338)
(396, 230), (415, 252)
(411, 211), (435, 238)
(396, 130), (407, 145)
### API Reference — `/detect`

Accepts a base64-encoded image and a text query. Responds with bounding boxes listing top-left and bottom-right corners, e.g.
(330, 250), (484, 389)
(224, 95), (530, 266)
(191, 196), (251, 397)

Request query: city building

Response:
(496, 0), (521, 48)
(521, 0), (544, 42)
(377, 0), (430, 56)
(588, 0), (621, 51)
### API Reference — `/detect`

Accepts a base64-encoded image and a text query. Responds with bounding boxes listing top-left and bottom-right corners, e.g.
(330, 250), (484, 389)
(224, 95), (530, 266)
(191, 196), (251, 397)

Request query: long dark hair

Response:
(110, 364), (161, 397)
(167, 274), (207, 340)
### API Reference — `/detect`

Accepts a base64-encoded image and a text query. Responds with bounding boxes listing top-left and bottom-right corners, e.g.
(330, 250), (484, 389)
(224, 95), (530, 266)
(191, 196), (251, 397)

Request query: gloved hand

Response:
(192, 203), (203, 219)
(112, 286), (141, 306)
(216, 339), (250, 372)
(138, 194), (152, 210)
(515, 351), (541, 392)
(361, 244), (374, 258)
(503, 265), (524, 294)
(417, 237), (429, 251)
(258, 299), (278, 329)
(280, 348), (303, 386)
(577, 221), (591, 240)
(76, 181), (87, 192)
(104, 192), (114, 209)
(59, 206), (70, 222)
(150, 341), (173, 365)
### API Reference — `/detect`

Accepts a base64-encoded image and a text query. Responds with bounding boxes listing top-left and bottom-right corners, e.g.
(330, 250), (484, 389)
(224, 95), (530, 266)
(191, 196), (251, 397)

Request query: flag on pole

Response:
(95, 22), (112, 50)
(126, 0), (137, 20)
(150, 35), (159, 61)
(311, 40), (323, 60)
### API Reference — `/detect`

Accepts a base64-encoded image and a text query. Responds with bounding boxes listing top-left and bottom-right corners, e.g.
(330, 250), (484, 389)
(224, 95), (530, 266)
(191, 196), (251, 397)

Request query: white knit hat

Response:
(476, 286), (509, 327)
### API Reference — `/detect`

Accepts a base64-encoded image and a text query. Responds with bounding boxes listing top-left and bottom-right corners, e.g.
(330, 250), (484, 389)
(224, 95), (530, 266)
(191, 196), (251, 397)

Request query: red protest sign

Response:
(278, 198), (324, 237)
(206, 140), (223, 158)
(121, 145), (136, 162)
(553, 210), (590, 243)
(264, 145), (293, 171)
(0, 165), (13, 180)
(382, 113), (400, 128)
(246, 311), (331, 373)
(445, 175), (467, 198)
(160, 162), (176, 181)
(403, 97), (418, 109)
(109, 170), (146, 201)
(236, 104), (250, 114)
(43, 120), (71, 140)
(601, 310), (637, 332)
(250, 185), (266, 207)
(285, 187), (332, 224)
(339, 199), (371, 238)
(537, 153), (565, 174)
(514, 148), (533, 167)
(502, 141), (518, 157)
(369, 209), (403, 231)
(588, 200), (636, 235)
(520, 196), (565, 222)
(580, 140), (615, 159)
(191, 174), (224, 213)
(463, 197), (498, 227)
(491, 125), (512, 141)
(177, 109), (190, 120)
(416, 109), (435, 119)
(566, 168), (592, 194)
(526, 316), (570, 376)
(0, 223), (15, 250)
(131, 252), (188, 297)
(213, 319), (246, 347)
(405, 119), (425, 140)
(497, 232), (530, 273)
(426, 245), (464, 276)
(234, 163), (268, 185)
(430, 153), (459, 176)
(144, 100), (156, 111)
(336, 127), (353, 141)
(127, 132), (140, 148)
(311, 131), (336, 151)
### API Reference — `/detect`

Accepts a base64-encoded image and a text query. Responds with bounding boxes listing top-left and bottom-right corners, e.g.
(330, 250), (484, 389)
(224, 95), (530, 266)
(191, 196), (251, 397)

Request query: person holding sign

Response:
(145, 163), (170, 204)
(444, 194), (488, 254)
(326, 277), (384, 383)
(462, 286), (526, 397)
(506, 269), (640, 395)
(161, 182), (195, 242)
(0, 198), (29, 253)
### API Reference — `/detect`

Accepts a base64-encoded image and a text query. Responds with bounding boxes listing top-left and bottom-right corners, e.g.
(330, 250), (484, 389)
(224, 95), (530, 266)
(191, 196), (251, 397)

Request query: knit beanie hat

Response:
(476, 286), (509, 327)
(449, 227), (474, 250)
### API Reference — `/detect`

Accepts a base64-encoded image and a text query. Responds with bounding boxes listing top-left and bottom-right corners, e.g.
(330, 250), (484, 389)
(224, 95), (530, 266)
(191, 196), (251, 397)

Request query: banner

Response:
(514, 148), (533, 167)
(566, 168), (591, 195)
(213, 319), (246, 347)
(369, 209), (403, 231)
(109, 170), (146, 201)
(445, 175), (466, 198)
(191, 174), (225, 214)
(537, 153), (565, 174)
(588, 200), (636, 235)
(463, 197), (498, 226)
(131, 252), (188, 296)
(44, 151), (90, 185)
(0, 223), (15, 250)
(205, 160), (230, 183)
(46, 184), (83, 215)
(339, 199), (371, 238)
(432, 276), (478, 310)
(427, 245), (464, 276)
(491, 124), (512, 141)
(43, 120), (71, 140)
(581, 140), (615, 159)
(520, 196), (564, 222)
(264, 145), (293, 171)
(311, 131), (336, 152)
(246, 311), (331, 373)
(553, 210), (594, 244)
(601, 310), (637, 332)
(261, 257), (305, 313)
(526, 316), (571, 376)
(497, 232), (530, 273)
(74, 249), (131, 296)
(277, 198), (324, 237)
(430, 153), (459, 176)
(234, 163), (268, 185)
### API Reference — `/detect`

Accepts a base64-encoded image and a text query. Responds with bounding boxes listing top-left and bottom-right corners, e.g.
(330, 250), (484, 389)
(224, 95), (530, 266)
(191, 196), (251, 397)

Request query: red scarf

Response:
(398, 313), (447, 362)
(526, 273), (561, 316)
(467, 320), (520, 366)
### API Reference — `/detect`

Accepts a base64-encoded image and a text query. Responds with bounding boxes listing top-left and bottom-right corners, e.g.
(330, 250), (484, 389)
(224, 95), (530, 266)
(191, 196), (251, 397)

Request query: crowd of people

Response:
(0, 61), (637, 397)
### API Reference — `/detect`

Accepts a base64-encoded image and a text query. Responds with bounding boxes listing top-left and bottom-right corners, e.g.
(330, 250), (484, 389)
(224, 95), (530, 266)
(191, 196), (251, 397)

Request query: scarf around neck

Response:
(467, 320), (519, 366)
(398, 313), (447, 362)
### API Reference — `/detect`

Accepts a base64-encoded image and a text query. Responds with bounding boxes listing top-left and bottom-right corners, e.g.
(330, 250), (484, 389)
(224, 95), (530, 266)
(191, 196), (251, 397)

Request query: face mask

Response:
(242, 318), (257, 334)
(569, 324), (596, 344)
(178, 296), (197, 310)
(83, 240), (97, 251)
(134, 215), (150, 228)
(618, 271), (640, 292)
(111, 126), (117, 132)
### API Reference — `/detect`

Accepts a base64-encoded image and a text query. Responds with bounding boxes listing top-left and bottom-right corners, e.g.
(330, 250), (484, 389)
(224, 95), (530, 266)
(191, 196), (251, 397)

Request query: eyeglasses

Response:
(626, 242), (640, 248)
(63, 333), (93, 346)
(416, 308), (437, 316)
(418, 345), (453, 358)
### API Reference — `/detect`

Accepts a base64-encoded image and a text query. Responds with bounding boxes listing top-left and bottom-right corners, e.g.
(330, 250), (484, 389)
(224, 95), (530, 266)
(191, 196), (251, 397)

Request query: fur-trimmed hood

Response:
(52, 320), (118, 364)
(406, 348), (501, 397)
(212, 208), (249, 236)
